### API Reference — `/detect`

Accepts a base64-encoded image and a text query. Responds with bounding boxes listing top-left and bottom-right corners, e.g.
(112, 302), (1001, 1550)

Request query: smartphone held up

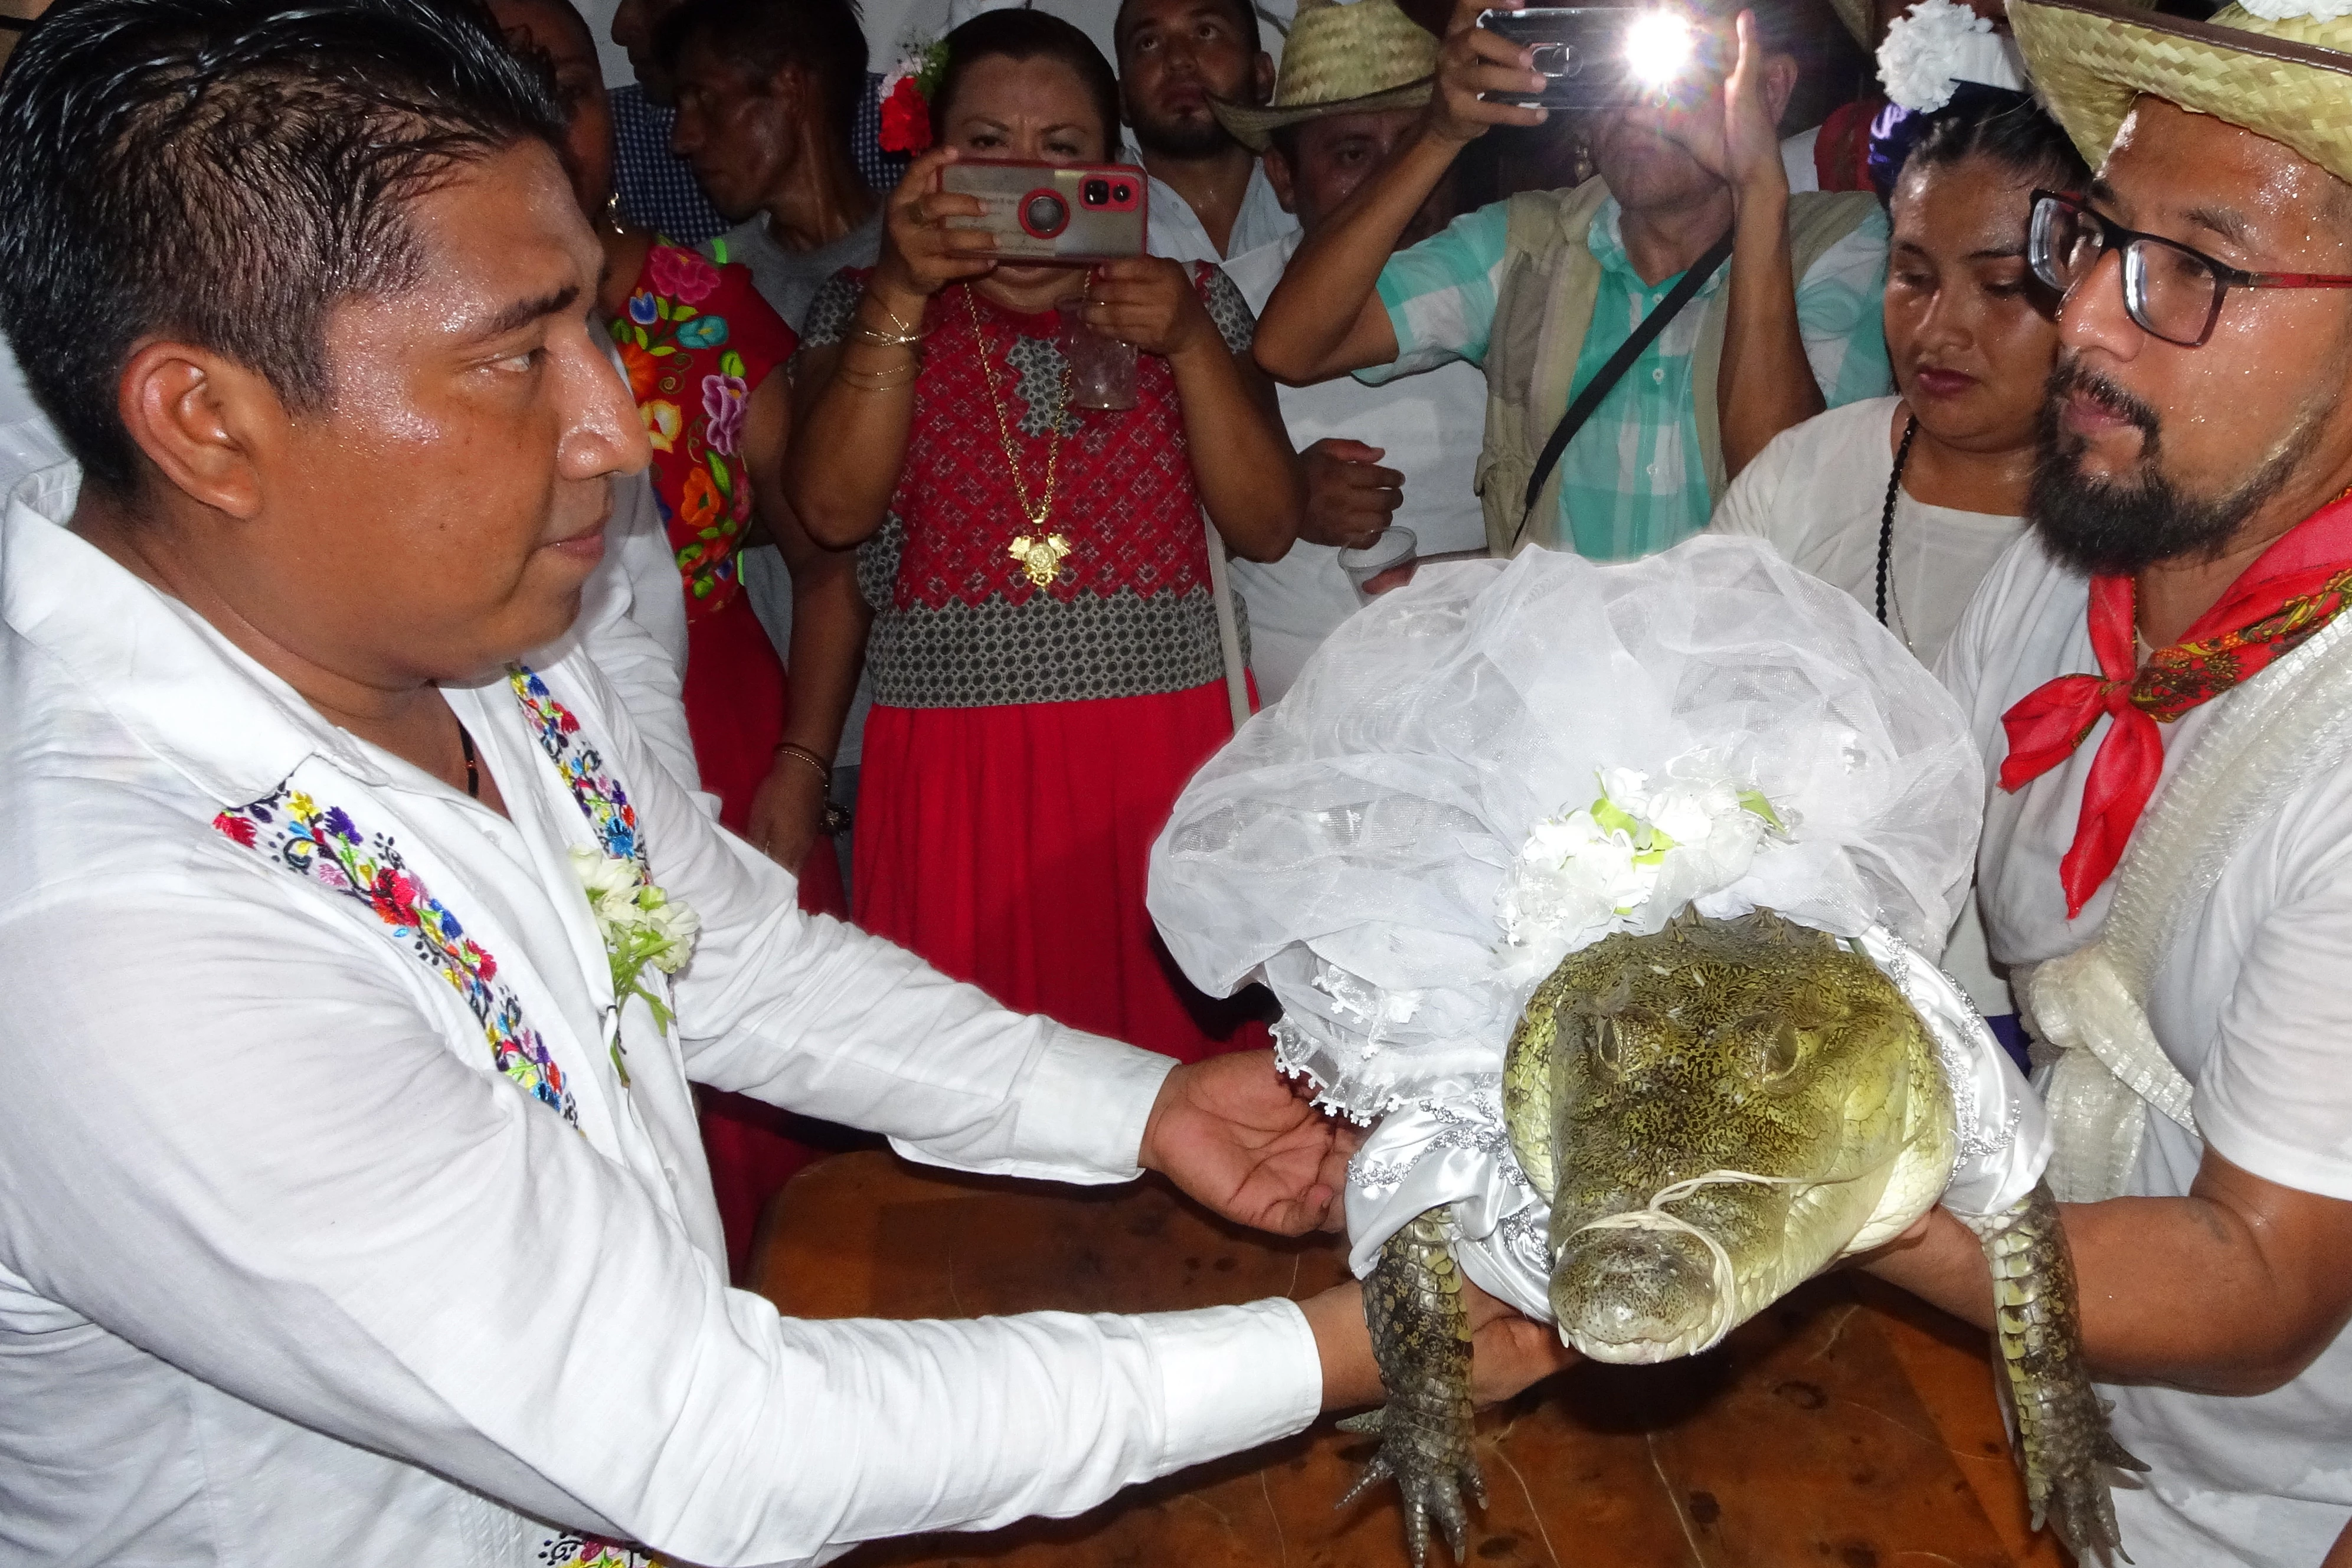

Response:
(938, 160), (1149, 264)
(1473, 6), (1724, 109)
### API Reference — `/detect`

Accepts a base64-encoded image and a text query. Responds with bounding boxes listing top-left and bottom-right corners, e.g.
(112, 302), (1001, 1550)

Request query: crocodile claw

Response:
(1336, 1406), (1487, 1567)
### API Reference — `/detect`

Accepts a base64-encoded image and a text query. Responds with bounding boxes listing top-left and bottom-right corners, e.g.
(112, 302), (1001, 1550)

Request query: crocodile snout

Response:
(1551, 1227), (1718, 1364)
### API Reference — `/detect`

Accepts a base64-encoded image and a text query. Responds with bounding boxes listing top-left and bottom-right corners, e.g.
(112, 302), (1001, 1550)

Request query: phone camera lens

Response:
(1082, 178), (1111, 206)
(1023, 191), (1069, 235)
(1112, 182), (1133, 202)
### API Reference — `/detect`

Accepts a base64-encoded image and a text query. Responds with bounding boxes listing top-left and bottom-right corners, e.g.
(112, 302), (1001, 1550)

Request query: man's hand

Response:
(1676, 11), (1792, 205)
(1139, 1049), (1358, 1235)
(1300, 1271), (1579, 1410)
(1427, 0), (1549, 148)
(1302, 438), (1405, 548)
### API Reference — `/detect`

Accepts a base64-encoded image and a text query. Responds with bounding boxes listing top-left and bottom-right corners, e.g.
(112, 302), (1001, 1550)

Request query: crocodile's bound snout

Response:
(1552, 1227), (1717, 1364)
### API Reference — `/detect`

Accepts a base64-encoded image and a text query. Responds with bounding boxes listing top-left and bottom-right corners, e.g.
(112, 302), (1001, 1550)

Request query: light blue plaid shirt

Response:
(1362, 195), (1892, 561)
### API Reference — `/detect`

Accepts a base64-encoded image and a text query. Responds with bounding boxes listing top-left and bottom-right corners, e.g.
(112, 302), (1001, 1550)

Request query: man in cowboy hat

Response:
(1252, 0), (1893, 562)
(1213, 0), (1489, 699)
(1861, 2), (2352, 1560)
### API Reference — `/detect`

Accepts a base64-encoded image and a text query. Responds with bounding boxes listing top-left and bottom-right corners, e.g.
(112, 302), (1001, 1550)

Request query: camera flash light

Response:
(1623, 11), (1696, 87)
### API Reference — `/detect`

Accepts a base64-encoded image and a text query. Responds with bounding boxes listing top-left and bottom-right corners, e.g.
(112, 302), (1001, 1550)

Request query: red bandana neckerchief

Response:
(2000, 489), (2352, 919)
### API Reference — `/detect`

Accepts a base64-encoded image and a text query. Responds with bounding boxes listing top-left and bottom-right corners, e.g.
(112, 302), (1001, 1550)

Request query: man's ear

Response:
(1762, 53), (1800, 132)
(1251, 49), (1276, 109)
(115, 342), (282, 520)
(1261, 143), (1298, 212)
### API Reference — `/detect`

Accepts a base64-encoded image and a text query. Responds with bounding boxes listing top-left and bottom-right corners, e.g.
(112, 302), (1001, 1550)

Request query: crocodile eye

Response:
(1592, 1017), (1623, 1075)
(1757, 1019), (1802, 1081)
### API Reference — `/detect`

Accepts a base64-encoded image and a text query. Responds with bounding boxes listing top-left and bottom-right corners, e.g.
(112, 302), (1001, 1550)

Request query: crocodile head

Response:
(1502, 908), (1949, 1364)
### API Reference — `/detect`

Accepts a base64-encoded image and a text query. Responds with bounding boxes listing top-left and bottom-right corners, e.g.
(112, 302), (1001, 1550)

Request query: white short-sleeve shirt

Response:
(1940, 532), (2352, 1566)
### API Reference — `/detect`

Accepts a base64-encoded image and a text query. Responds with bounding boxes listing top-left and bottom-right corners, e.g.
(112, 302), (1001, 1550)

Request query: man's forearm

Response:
(1715, 178), (1823, 479)
(1253, 126), (1458, 384)
(1869, 1183), (2352, 1397)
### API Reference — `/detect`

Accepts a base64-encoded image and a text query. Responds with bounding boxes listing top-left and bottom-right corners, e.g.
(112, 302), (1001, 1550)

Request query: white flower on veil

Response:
(1876, 0), (2026, 113)
(1496, 765), (1784, 976)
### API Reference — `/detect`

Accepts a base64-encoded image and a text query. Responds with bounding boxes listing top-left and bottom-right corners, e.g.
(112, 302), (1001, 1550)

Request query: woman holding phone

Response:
(785, 8), (1301, 1062)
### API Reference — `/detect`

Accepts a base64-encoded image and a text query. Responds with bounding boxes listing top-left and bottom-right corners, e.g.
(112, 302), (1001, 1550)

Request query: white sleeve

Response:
(561, 471), (709, 804)
(0, 818), (1320, 1567)
(548, 647), (1188, 1183)
(1705, 420), (1796, 545)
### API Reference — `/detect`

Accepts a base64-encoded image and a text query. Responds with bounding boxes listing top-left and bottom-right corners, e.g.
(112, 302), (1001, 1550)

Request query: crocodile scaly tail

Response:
(1336, 1208), (1485, 1567)
(1964, 1180), (2148, 1565)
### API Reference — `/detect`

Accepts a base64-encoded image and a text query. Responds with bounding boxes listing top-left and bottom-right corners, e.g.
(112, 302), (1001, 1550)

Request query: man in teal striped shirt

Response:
(1256, 0), (1893, 561)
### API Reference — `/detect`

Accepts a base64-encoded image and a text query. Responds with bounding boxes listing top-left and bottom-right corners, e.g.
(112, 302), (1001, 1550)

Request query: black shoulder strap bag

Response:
(1511, 230), (1735, 555)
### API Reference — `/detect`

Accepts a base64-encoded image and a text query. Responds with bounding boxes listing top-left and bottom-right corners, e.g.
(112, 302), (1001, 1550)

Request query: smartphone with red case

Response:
(940, 159), (1149, 264)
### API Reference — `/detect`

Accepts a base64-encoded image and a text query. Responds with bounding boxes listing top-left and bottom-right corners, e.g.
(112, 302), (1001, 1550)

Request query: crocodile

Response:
(1339, 907), (2143, 1566)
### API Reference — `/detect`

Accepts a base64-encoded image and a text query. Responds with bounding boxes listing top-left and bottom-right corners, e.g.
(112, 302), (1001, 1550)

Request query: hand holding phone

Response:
(1428, 0), (1552, 145)
(1473, 6), (1724, 110)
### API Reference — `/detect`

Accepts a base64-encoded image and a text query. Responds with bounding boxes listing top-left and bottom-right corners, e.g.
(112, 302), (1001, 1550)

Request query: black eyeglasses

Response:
(2027, 189), (2352, 348)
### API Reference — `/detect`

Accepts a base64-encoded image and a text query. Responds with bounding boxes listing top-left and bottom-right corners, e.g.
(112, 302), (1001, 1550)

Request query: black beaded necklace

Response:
(1875, 414), (1922, 631)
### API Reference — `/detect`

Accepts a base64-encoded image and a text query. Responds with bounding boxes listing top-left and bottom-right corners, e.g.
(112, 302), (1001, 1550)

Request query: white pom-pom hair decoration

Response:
(1876, 0), (2029, 113)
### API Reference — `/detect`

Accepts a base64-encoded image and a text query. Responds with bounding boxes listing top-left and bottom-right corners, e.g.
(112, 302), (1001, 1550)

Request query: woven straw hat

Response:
(1830, 0), (1874, 48)
(2010, 0), (2352, 186)
(1210, 0), (1437, 152)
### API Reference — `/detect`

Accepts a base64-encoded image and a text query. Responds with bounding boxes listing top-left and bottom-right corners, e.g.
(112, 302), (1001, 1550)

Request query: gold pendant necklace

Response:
(964, 287), (1074, 590)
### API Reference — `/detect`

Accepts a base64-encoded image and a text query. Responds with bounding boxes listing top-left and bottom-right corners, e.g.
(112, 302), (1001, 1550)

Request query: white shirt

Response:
(0, 467), (1321, 1566)
(1222, 232), (1489, 700)
(1941, 533), (2352, 1566)
(1144, 158), (1300, 264)
(1707, 397), (2025, 670)
(0, 334), (67, 497)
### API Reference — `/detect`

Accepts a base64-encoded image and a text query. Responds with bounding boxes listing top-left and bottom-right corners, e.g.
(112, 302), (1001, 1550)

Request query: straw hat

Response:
(1830, 0), (1875, 49)
(2010, 0), (2352, 186)
(1210, 0), (1437, 152)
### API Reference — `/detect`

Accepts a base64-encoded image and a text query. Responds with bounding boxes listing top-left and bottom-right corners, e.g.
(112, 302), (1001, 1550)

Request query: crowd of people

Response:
(3, 0), (2352, 1559)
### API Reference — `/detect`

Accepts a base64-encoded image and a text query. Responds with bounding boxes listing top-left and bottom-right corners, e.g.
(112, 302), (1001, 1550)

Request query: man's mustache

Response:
(2047, 356), (2161, 444)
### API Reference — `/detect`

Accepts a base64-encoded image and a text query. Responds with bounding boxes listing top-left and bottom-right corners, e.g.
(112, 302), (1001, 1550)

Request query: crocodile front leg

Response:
(1336, 1207), (1484, 1567)
(1962, 1180), (2148, 1565)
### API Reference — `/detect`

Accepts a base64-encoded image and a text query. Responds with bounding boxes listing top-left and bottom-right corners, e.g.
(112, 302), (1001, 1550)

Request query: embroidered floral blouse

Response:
(610, 243), (797, 622)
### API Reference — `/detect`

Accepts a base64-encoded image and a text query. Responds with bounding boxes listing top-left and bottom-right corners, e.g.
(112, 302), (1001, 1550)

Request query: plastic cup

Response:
(1338, 527), (1418, 599)
(1057, 305), (1139, 411)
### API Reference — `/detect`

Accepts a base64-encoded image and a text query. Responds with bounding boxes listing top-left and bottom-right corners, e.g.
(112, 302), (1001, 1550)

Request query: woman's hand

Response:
(1082, 257), (1216, 362)
(872, 145), (996, 308)
(1427, 0), (1549, 149)
(745, 751), (829, 873)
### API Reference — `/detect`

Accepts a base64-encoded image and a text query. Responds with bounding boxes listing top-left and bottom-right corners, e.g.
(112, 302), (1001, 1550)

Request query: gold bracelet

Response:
(839, 360), (918, 391)
(772, 742), (832, 786)
(866, 296), (921, 339)
(849, 320), (929, 350)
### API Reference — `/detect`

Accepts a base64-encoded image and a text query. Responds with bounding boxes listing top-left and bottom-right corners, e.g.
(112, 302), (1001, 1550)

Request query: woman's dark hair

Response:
(931, 8), (1125, 156)
(1868, 83), (2090, 203)
(0, 0), (562, 493)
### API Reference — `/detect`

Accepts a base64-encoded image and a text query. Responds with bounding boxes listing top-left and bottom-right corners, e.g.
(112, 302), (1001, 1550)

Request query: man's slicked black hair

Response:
(656, 0), (869, 148)
(0, 0), (565, 492)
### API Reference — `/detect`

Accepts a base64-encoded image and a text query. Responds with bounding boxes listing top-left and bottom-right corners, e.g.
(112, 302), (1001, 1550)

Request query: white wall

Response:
(578, 0), (1288, 90)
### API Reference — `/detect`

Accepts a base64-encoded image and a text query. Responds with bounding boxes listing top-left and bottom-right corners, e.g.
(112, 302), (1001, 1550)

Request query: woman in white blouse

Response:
(1710, 83), (2089, 668)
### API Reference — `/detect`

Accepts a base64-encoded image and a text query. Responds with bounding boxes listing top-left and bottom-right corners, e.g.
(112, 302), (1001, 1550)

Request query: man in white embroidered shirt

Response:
(0, 2), (1570, 1563)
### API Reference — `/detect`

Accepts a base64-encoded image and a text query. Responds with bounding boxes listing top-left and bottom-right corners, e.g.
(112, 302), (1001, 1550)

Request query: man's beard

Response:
(1128, 104), (1234, 159)
(2028, 358), (2322, 577)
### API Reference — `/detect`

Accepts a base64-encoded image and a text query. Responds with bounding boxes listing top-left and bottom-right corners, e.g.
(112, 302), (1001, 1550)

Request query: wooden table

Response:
(753, 1152), (2065, 1568)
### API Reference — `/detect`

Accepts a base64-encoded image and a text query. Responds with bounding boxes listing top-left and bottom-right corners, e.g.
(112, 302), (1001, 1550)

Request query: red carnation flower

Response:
(879, 77), (931, 155)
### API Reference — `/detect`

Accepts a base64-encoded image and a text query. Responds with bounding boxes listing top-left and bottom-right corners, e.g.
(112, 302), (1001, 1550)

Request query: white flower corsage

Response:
(1876, 0), (2027, 113)
(1496, 766), (1785, 971)
(571, 847), (700, 1033)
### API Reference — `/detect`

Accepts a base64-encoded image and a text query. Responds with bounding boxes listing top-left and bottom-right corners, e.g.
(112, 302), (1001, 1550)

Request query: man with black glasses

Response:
(1863, 2), (2352, 1562)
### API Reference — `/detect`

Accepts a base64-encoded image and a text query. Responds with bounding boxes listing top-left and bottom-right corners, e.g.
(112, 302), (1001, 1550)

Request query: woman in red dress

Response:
(495, 0), (870, 1276)
(786, 10), (1303, 1062)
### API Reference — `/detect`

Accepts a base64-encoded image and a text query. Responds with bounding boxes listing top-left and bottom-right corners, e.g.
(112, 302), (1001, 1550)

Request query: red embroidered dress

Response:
(802, 267), (1265, 1062)
(615, 243), (848, 1277)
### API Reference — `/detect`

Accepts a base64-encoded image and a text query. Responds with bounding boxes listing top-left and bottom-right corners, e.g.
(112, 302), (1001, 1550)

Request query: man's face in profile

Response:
(668, 35), (792, 221)
(250, 139), (646, 683)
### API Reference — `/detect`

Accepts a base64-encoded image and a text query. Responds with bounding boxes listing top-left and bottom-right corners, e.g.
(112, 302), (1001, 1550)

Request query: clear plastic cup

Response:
(1338, 527), (1418, 599)
(1057, 304), (1138, 411)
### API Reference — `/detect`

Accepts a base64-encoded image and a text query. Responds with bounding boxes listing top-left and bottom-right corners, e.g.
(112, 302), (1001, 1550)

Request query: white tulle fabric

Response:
(1147, 539), (2051, 1310)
